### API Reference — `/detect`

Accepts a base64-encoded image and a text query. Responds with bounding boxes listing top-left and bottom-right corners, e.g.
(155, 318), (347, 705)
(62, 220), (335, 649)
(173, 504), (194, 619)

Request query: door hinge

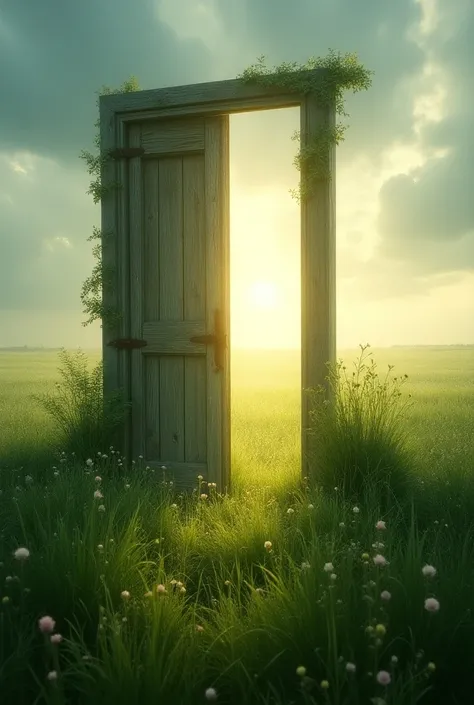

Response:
(190, 310), (227, 371)
(107, 338), (148, 350)
(109, 147), (145, 159)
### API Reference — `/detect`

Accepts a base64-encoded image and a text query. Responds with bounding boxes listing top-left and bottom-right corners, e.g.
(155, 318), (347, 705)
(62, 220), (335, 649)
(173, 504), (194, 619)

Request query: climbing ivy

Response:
(79, 77), (140, 328)
(236, 50), (373, 202)
(80, 52), (372, 329)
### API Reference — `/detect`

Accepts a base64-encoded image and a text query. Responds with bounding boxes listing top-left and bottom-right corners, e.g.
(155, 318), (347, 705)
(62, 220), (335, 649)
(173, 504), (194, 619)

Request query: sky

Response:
(0, 0), (473, 349)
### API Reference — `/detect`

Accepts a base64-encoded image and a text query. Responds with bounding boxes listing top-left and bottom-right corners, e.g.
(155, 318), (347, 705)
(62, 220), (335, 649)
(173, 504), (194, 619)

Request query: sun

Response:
(249, 280), (279, 309)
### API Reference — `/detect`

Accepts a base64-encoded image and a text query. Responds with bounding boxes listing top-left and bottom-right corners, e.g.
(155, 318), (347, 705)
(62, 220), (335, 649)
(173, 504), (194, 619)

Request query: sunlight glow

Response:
(249, 280), (279, 310)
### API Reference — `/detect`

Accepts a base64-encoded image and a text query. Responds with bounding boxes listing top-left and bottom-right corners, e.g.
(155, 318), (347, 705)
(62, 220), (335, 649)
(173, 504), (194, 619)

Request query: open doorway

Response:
(101, 75), (336, 494)
(229, 108), (302, 493)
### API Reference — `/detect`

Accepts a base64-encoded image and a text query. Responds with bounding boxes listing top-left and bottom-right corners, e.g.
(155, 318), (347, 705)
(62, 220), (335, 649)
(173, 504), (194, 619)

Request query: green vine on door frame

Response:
(79, 77), (141, 330)
(79, 51), (372, 329)
(236, 50), (373, 202)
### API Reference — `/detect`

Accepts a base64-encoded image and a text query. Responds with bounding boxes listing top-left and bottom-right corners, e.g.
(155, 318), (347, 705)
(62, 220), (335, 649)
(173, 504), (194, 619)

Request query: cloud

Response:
(0, 0), (215, 161)
(0, 0), (472, 337)
(0, 0), (217, 315)
(214, 0), (426, 162)
(341, 240), (474, 303)
(373, 0), (474, 287)
(378, 159), (474, 249)
(0, 151), (96, 310)
(153, 0), (429, 170)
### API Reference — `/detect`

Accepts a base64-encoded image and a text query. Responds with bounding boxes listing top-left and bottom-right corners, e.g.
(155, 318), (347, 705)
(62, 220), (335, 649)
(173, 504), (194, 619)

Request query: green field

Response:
(1, 346), (472, 489)
(232, 346), (473, 491)
(1, 345), (473, 704)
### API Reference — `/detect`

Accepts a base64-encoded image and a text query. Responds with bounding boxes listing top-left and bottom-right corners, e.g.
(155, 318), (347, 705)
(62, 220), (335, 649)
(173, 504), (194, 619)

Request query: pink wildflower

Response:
(373, 554), (388, 567)
(38, 616), (56, 633)
(424, 597), (440, 612)
(376, 670), (391, 685)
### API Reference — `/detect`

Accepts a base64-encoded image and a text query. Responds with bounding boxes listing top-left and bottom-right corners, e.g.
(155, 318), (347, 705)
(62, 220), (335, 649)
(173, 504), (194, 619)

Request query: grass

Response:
(0, 345), (473, 704)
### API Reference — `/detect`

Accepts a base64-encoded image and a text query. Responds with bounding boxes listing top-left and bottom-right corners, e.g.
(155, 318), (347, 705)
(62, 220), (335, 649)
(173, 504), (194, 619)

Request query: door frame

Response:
(100, 70), (336, 485)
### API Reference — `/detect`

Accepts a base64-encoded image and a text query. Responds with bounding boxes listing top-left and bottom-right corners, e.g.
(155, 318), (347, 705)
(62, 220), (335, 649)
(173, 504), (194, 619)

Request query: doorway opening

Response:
(101, 74), (336, 494)
(229, 108), (301, 494)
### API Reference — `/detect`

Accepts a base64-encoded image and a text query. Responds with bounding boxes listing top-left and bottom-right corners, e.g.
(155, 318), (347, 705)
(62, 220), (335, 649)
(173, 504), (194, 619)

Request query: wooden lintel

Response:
(100, 70), (328, 119)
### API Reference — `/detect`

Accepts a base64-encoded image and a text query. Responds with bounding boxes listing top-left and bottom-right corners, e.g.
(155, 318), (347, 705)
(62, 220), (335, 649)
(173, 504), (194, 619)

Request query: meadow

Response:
(0, 345), (473, 705)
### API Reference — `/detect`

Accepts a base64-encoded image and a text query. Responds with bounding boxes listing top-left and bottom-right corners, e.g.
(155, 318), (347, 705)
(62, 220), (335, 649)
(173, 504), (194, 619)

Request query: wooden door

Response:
(125, 116), (230, 493)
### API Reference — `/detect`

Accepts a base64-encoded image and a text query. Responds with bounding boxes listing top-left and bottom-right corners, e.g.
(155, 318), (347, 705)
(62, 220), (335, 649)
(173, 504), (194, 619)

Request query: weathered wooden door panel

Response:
(102, 75), (335, 492)
(126, 116), (230, 492)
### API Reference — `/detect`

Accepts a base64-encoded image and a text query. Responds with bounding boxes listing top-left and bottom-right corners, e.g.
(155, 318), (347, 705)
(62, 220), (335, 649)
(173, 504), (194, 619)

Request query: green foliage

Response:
(290, 123), (346, 202)
(237, 51), (373, 112)
(237, 50), (373, 201)
(1, 459), (473, 704)
(1, 347), (473, 703)
(81, 54), (371, 327)
(80, 226), (122, 328)
(79, 76), (140, 329)
(32, 349), (131, 459)
(307, 344), (415, 505)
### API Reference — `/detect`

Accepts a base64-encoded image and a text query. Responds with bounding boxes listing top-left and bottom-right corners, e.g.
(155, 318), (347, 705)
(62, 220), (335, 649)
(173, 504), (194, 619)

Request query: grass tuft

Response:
(0, 345), (473, 704)
(32, 348), (130, 462)
(307, 344), (416, 506)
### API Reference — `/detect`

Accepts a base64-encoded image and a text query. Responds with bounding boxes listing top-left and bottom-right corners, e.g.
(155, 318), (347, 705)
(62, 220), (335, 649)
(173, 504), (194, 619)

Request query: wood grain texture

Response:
(137, 118), (230, 489)
(102, 73), (336, 487)
(156, 157), (186, 465)
(128, 124), (145, 458)
(182, 154), (208, 466)
(145, 356), (160, 458)
(99, 103), (119, 401)
(142, 321), (206, 353)
(119, 96), (299, 124)
(142, 158), (161, 460)
(102, 73), (337, 488)
(184, 357), (207, 463)
(220, 117), (231, 494)
(143, 160), (160, 321)
(183, 155), (206, 320)
(300, 95), (336, 477)
(100, 71), (328, 119)
(138, 141), (213, 473)
(101, 105), (134, 456)
(159, 357), (185, 461)
(141, 118), (204, 155)
(116, 119), (133, 458)
(159, 158), (184, 320)
(204, 116), (230, 490)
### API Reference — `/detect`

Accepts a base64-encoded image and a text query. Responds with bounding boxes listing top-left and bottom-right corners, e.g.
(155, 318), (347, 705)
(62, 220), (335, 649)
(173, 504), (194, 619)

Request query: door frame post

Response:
(100, 71), (336, 484)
